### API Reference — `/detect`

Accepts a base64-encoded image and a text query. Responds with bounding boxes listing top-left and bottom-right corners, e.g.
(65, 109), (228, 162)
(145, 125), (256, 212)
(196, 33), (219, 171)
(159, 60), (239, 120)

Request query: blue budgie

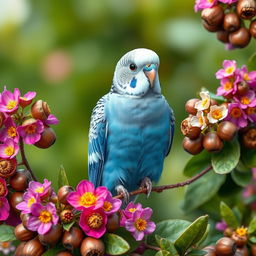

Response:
(88, 48), (175, 201)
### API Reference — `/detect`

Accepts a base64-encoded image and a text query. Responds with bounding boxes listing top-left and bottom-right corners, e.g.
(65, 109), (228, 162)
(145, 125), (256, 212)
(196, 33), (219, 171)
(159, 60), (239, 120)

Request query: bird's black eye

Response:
(129, 63), (137, 71)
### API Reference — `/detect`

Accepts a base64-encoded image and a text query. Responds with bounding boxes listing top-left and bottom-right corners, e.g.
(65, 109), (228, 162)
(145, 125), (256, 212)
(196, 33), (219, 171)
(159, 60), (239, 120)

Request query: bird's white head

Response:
(112, 48), (161, 97)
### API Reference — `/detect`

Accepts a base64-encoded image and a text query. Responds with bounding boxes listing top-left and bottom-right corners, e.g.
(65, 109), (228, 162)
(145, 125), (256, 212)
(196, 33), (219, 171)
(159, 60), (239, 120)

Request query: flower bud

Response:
(14, 223), (36, 241)
(20, 213), (30, 229)
(237, 81), (249, 96)
(0, 158), (17, 178)
(80, 237), (105, 256)
(237, 0), (256, 20)
(106, 212), (120, 233)
(22, 238), (45, 256)
(215, 237), (237, 256)
(223, 13), (241, 32)
(185, 98), (199, 115)
(31, 100), (51, 121)
(217, 121), (237, 141)
(60, 209), (74, 224)
(62, 226), (84, 251)
(58, 185), (73, 205)
(201, 5), (224, 26)
(242, 127), (256, 149)
(250, 20), (256, 37)
(183, 135), (204, 155)
(231, 232), (247, 248)
(10, 191), (24, 213)
(34, 126), (56, 149)
(10, 169), (30, 191)
(57, 251), (74, 256)
(217, 30), (230, 43)
(181, 118), (201, 139)
(202, 20), (220, 32)
(229, 27), (251, 48)
(224, 227), (234, 237)
(203, 132), (223, 152)
(14, 241), (26, 256)
(39, 224), (63, 247)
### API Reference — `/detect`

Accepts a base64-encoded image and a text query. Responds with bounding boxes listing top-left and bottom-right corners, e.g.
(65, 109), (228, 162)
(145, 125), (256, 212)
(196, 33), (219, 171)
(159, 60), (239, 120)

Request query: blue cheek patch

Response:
(130, 77), (137, 88)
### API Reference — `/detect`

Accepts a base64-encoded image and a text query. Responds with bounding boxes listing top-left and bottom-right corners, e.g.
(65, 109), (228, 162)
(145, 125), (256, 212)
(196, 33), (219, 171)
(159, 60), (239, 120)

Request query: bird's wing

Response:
(88, 94), (108, 187)
(166, 105), (175, 156)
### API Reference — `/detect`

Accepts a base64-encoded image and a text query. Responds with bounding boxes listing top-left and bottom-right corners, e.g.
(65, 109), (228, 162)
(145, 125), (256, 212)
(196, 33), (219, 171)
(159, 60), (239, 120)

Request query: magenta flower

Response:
(67, 180), (108, 211)
(0, 178), (7, 197)
(238, 66), (256, 87)
(218, 0), (238, 3)
(216, 60), (237, 79)
(0, 197), (10, 221)
(236, 90), (256, 109)
(0, 139), (19, 159)
(27, 202), (59, 235)
(125, 208), (156, 241)
(79, 208), (107, 238)
(215, 220), (228, 232)
(194, 0), (218, 12)
(28, 179), (51, 199)
(0, 87), (20, 114)
(16, 191), (40, 214)
(120, 202), (143, 227)
(0, 117), (19, 143)
(17, 119), (44, 144)
(225, 103), (248, 128)
(102, 191), (122, 215)
(44, 114), (59, 125)
(19, 91), (36, 108)
(217, 77), (239, 96)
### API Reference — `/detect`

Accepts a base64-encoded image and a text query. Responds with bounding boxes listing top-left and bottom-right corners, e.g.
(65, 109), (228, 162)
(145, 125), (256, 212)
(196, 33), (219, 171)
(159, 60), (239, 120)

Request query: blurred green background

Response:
(1, 0), (255, 222)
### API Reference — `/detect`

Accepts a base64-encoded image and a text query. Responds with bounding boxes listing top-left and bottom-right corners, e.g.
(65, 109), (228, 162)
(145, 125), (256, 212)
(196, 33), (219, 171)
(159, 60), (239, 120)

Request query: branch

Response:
(19, 138), (37, 181)
(115, 165), (212, 199)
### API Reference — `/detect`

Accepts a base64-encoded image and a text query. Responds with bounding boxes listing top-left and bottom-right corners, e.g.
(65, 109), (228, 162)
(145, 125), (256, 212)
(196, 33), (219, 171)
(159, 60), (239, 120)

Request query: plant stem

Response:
(144, 243), (161, 251)
(19, 138), (37, 181)
(115, 165), (212, 199)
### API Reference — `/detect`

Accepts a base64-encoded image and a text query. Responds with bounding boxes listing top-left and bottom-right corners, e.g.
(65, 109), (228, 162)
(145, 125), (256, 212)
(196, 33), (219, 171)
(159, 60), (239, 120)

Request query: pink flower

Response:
(0, 117), (19, 143)
(225, 103), (248, 128)
(27, 202), (59, 235)
(67, 180), (108, 211)
(79, 208), (107, 238)
(216, 60), (237, 79)
(218, 0), (238, 3)
(0, 87), (20, 114)
(0, 139), (19, 159)
(217, 77), (239, 96)
(28, 179), (51, 199)
(235, 90), (256, 109)
(0, 197), (10, 221)
(239, 66), (256, 88)
(120, 202), (143, 227)
(0, 241), (15, 255)
(0, 178), (7, 197)
(102, 191), (122, 215)
(44, 114), (59, 125)
(17, 119), (44, 144)
(125, 208), (156, 241)
(16, 191), (41, 214)
(215, 220), (228, 232)
(194, 0), (218, 12)
(19, 91), (36, 108)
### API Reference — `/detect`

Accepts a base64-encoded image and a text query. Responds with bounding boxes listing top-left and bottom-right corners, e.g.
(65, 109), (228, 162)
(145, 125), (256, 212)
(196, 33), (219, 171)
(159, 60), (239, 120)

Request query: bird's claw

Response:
(140, 177), (152, 198)
(116, 185), (130, 205)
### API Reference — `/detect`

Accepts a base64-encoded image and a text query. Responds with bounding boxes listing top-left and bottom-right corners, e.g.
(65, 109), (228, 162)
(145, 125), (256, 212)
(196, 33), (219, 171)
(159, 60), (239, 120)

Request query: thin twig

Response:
(144, 243), (161, 252)
(115, 165), (212, 199)
(19, 138), (37, 181)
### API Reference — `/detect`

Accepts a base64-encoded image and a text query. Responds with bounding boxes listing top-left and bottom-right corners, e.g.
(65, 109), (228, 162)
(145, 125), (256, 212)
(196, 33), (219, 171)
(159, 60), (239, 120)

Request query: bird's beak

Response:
(143, 64), (157, 88)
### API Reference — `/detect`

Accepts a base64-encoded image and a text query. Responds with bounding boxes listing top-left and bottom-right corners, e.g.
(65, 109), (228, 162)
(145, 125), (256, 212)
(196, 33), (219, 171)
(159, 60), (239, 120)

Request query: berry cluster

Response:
(195, 0), (256, 49)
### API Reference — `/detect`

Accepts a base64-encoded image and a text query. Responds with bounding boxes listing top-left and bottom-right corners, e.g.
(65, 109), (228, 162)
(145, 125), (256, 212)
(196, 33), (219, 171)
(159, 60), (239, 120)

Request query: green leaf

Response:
(42, 244), (65, 255)
(58, 165), (69, 188)
(212, 139), (240, 174)
(241, 148), (256, 168)
(248, 217), (256, 234)
(182, 170), (226, 212)
(220, 202), (239, 229)
(155, 235), (179, 256)
(208, 91), (226, 103)
(0, 225), (16, 242)
(186, 250), (207, 256)
(174, 215), (208, 256)
(103, 233), (130, 255)
(183, 151), (211, 177)
(196, 224), (210, 247)
(155, 250), (171, 256)
(231, 169), (252, 187)
(63, 221), (75, 232)
(250, 236), (256, 243)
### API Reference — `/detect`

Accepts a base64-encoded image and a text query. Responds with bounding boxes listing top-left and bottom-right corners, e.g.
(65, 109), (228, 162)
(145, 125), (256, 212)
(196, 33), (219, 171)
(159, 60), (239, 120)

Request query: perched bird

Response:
(88, 48), (175, 201)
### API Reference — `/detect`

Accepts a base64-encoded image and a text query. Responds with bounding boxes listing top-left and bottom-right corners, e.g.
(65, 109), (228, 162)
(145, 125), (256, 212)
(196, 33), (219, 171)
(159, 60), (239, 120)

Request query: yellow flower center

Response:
(211, 109), (223, 120)
(39, 210), (52, 223)
(231, 107), (242, 118)
(224, 81), (233, 91)
(246, 107), (256, 115)
(134, 218), (147, 231)
(236, 227), (248, 237)
(35, 187), (44, 193)
(0, 242), (10, 249)
(202, 99), (209, 107)
(129, 208), (137, 213)
(199, 116), (204, 125)
(20, 97), (27, 101)
(6, 100), (17, 110)
(25, 124), (37, 134)
(7, 127), (17, 138)
(87, 213), (103, 229)
(243, 73), (249, 81)
(27, 197), (36, 207)
(4, 146), (14, 156)
(207, 0), (214, 2)
(241, 96), (250, 105)
(225, 66), (235, 74)
(103, 201), (113, 212)
(79, 192), (97, 207)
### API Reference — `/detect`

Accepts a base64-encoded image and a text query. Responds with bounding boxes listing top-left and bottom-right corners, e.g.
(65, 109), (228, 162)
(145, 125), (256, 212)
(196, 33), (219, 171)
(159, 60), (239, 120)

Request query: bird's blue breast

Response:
(102, 93), (170, 193)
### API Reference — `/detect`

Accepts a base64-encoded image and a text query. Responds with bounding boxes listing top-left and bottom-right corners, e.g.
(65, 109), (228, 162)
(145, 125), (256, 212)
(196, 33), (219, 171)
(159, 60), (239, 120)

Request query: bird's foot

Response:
(140, 177), (152, 198)
(116, 185), (130, 205)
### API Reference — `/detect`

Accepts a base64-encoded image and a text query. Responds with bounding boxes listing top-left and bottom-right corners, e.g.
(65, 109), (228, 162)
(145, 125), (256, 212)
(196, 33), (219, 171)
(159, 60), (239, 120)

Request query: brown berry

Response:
(185, 98), (199, 115)
(242, 127), (256, 149)
(60, 209), (74, 224)
(22, 237), (45, 256)
(183, 135), (204, 155)
(58, 185), (73, 205)
(35, 127), (56, 149)
(10, 192), (24, 213)
(14, 242), (26, 256)
(231, 232), (247, 248)
(201, 5), (224, 26)
(31, 100), (51, 121)
(181, 118), (201, 139)
(217, 30), (230, 43)
(229, 27), (251, 48)
(20, 213), (30, 229)
(237, 81), (249, 96)
(39, 224), (63, 247)
(130, 254), (142, 256)
(203, 245), (217, 256)
(62, 226), (84, 251)
(237, 0), (256, 20)
(223, 13), (241, 32)
(251, 245), (256, 256)
(14, 223), (36, 241)
(106, 213), (120, 233)
(215, 237), (237, 256)
(217, 121), (237, 141)
(0, 158), (17, 178)
(10, 169), (30, 191)
(80, 237), (105, 256)
(250, 19), (256, 37)
(0, 112), (5, 128)
(57, 251), (74, 256)
(202, 20), (221, 32)
(235, 246), (249, 256)
(203, 132), (223, 152)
